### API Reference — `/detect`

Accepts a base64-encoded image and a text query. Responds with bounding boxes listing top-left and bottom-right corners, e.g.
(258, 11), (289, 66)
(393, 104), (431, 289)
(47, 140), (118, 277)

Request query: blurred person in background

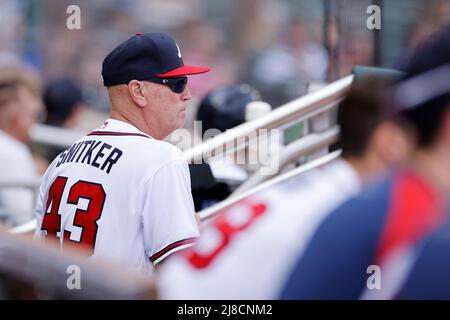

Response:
(0, 66), (43, 226)
(337, 34), (374, 79)
(392, 0), (450, 70)
(173, 20), (238, 132)
(157, 74), (413, 299)
(246, 18), (328, 107)
(41, 77), (87, 162)
(176, 21), (237, 100)
(281, 25), (450, 300)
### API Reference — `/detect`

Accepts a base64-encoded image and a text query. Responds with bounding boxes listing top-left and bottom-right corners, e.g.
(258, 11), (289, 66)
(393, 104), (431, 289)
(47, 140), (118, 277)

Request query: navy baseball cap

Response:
(390, 24), (450, 146)
(101, 32), (210, 87)
(393, 25), (450, 112)
(44, 77), (84, 125)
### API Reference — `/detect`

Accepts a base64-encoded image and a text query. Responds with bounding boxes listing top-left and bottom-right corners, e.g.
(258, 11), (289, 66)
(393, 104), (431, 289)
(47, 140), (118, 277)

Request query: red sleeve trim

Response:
(150, 237), (197, 263)
(88, 131), (151, 138)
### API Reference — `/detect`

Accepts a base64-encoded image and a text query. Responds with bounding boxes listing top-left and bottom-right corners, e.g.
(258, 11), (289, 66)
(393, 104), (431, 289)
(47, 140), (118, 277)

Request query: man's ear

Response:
(128, 80), (147, 107)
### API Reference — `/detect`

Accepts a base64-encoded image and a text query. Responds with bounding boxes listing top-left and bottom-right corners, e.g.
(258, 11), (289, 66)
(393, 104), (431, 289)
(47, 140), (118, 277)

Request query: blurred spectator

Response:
(176, 21), (237, 101)
(0, 65), (42, 226)
(245, 18), (328, 107)
(392, 1), (450, 70)
(281, 25), (450, 300)
(338, 34), (374, 78)
(42, 77), (86, 162)
(157, 74), (413, 299)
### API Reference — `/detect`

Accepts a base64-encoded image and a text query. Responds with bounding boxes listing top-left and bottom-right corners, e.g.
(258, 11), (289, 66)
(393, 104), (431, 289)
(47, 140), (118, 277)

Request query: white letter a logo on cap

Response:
(176, 43), (182, 58)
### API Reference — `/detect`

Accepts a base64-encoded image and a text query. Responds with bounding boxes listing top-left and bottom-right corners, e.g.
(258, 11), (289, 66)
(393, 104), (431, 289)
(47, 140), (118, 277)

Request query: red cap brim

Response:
(157, 65), (210, 77)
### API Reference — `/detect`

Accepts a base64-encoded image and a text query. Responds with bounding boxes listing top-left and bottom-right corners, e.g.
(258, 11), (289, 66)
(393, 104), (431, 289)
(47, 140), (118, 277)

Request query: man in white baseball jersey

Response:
(34, 33), (209, 273)
(157, 76), (415, 298)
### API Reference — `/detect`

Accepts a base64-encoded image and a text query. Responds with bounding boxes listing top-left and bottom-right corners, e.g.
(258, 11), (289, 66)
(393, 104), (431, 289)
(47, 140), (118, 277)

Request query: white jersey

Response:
(158, 159), (361, 299)
(34, 119), (199, 274)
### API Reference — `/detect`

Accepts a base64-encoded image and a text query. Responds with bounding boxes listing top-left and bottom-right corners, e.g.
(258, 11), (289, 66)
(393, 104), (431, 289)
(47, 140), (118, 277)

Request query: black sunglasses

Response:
(145, 76), (188, 94)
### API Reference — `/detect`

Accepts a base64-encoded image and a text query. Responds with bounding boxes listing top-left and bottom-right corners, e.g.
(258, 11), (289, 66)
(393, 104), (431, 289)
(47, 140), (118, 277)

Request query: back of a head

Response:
(393, 25), (450, 148)
(0, 67), (41, 100)
(338, 76), (396, 158)
(0, 66), (41, 130)
(43, 77), (83, 126)
(196, 84), (262, 136)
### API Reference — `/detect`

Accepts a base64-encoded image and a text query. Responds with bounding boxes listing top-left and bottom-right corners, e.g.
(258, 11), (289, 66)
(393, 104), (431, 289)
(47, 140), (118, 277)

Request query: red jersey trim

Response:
(150, 237), (198, 263)
(88, 131), (151, 139)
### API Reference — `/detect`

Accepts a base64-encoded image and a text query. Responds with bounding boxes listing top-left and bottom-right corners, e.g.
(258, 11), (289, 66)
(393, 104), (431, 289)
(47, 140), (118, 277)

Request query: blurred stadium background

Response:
(1, 0), (450, 299)
(4, 0), (450, 117)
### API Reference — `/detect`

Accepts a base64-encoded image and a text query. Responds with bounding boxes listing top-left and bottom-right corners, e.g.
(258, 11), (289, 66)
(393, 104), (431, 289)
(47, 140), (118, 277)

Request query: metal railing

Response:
(0, 226), (155, 299)
(182, 75), (353, 163)
(198, 151), (341, 222)
(31, 123), (84, 148)
(231, 126), (339, 196)
(0, 177), (42, 189)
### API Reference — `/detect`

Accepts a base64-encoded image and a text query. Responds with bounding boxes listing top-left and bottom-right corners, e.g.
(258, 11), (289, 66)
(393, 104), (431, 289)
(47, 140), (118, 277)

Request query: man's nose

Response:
(181, 86), (192, 101)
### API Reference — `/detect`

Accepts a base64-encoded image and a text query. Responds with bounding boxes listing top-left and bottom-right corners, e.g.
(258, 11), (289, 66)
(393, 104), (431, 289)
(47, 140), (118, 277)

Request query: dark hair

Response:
(43, 77), (83, 126)
(400, 95), (450, 147)
(196, 84), (261, 136)
(338, 78), (393, 158)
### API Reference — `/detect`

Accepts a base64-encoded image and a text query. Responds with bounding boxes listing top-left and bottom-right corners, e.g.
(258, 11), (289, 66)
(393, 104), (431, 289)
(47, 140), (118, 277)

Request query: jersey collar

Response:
(90, 119), (154, 139)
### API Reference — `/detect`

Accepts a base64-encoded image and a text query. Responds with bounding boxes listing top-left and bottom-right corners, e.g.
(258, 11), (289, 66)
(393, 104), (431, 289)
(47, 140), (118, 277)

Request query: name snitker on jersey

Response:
(56, 140), (123, 174)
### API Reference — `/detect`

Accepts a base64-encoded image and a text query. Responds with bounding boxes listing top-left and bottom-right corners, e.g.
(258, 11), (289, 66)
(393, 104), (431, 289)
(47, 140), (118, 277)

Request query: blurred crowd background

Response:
(2, 0), (450, 127)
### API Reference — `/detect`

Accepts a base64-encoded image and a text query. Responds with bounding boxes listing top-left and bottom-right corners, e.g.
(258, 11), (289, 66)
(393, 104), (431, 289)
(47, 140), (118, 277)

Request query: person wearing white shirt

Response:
(0, 66), (42, 226)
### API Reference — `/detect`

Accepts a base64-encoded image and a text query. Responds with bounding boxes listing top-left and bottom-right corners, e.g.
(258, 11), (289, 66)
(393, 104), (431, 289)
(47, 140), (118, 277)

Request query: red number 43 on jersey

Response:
(40, 176), (106, 255)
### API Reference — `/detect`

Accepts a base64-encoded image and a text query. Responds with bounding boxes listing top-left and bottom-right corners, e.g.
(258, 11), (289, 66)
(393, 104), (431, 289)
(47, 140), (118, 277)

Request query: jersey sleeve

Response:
(142, 158), (200, 266)
(33, 179), (46, 240)
(33, 156), (61, 240)
(33, 162), (54, 240)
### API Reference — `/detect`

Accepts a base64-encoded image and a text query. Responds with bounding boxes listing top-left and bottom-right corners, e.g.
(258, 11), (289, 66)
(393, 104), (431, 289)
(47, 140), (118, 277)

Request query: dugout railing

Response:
(0, 225), (156, 299)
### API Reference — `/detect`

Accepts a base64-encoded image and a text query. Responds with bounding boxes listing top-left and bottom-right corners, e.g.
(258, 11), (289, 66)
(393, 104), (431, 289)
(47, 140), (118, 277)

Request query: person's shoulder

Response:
(392, 169), (439, 203)
(343, 169), (441, 217)
(0, 131), (34, 167)
(280, 159), (360, 198)
(127, 139), (187, 178)
(0, 131), (30, 156)
(141, 138), (184, 161)
(327, 173), (395, 226)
